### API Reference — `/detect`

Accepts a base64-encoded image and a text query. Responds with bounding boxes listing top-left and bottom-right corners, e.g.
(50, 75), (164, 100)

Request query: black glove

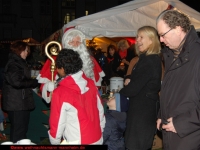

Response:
(30, 79), (40, 88)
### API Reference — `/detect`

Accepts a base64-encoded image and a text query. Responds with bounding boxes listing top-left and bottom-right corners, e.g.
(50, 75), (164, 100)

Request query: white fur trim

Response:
(71, 71), (89, 94)
(94, 70), (105, 86)
(42, 82), (52, 103)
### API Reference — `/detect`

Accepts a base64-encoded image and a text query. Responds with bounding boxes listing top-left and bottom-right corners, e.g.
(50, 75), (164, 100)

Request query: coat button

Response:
(176, 64), (179, 66)
(185, 58), (188, 61)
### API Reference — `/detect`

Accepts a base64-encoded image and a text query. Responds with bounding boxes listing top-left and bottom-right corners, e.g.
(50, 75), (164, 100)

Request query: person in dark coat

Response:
(94, 48), (106, 71)
(116, 40), (135, 78)
(2, 41), (39, 143)
(103, 44), (121, 86)
(119, 26), (162, 150)
(103, 93), (128, 150)
(156, 10), (200, 150)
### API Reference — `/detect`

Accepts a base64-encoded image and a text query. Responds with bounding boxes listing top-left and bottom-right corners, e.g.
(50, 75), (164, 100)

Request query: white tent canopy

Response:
(63, 0), (200, 39)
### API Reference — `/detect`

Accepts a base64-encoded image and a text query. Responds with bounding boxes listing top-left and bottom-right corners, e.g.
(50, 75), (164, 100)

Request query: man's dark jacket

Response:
(159, 26), (200, 150)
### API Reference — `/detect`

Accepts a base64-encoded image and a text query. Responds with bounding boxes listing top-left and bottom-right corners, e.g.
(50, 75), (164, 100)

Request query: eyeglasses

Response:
(160, 28), (173, 38)
(69, 40), (81, 45)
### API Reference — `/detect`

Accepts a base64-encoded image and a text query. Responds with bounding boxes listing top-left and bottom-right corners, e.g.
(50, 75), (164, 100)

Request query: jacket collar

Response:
(162, 26), (198, 72)
(9, 52), (22, 61)
(59, 70), (89, 94)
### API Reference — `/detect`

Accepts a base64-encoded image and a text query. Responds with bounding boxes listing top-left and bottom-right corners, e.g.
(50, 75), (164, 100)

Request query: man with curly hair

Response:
(156, 10), (200, 149)
(48, 49), (105, 145)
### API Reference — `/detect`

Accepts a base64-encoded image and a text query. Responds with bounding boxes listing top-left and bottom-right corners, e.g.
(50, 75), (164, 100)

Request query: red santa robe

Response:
(36, 56), (59, 103)
(37, 55), (105, 103)
(91, 56), (105, 86)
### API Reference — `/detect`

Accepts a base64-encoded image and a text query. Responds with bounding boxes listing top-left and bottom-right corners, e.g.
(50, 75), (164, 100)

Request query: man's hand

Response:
(162, 117), (177, 133)
(156, 118), (162, 130)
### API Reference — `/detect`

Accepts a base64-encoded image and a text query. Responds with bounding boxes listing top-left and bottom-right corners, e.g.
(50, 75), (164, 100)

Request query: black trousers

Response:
(7, 110), (30, 143)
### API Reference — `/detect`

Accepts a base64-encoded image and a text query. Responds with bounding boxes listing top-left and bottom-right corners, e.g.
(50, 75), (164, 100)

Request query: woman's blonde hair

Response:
(136, 26), (161, 56)
(117, 39), (129, 50)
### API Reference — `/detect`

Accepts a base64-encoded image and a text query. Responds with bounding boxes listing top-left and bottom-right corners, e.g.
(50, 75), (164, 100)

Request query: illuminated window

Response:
(64, 13), (70, 24)
(85, 0), (95, 15)
(85, 11), (89, 16)
(63, 11), (75, 24)
(71, 12), (75, 20)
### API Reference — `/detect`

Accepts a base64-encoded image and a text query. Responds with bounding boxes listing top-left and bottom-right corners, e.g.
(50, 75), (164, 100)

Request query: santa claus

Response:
(37, 28), (105, 103)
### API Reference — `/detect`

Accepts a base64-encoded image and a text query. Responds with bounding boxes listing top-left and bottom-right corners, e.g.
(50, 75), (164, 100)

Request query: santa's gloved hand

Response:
(46, 81), (55, 92)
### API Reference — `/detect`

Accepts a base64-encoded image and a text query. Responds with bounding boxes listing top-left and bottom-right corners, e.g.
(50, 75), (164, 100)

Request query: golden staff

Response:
(45, 41), (62, 81)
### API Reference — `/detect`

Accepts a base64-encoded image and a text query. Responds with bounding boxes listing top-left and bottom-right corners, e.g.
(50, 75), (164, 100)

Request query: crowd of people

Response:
(0, 9), (200, 150)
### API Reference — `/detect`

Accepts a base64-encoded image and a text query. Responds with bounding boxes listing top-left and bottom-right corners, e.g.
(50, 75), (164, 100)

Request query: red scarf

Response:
(107, 57), (114, 63)
(119, 49), (127, 59)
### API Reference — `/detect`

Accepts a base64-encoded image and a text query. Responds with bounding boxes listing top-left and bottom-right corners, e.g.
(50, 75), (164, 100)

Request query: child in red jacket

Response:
(48, 48), (105, 145)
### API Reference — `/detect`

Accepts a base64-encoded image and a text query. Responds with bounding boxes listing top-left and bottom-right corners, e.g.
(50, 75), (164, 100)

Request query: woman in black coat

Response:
(116, 39), (136, 78)
(119, 26), (162, 150)
(2, 41), (39, 143)
(102, 44), (121, 86)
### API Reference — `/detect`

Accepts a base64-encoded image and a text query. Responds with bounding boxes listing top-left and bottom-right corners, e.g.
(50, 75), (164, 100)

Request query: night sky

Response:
(180, 0), (200, 13)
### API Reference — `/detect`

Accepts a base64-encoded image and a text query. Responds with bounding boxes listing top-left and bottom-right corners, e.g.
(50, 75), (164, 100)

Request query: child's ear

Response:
(57, 67), (66, 77)
(61, 67), (66, 76)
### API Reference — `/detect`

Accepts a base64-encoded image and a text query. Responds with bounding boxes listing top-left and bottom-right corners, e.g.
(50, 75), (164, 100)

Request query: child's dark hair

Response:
(56, 48), (83, 75)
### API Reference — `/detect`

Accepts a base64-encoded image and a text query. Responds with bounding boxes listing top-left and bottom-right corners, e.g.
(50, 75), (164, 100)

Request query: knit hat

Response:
(114, 93), (129, 112)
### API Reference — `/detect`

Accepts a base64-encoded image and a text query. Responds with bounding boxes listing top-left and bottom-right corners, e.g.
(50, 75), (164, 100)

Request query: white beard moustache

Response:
(63, 43), (94, 81)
